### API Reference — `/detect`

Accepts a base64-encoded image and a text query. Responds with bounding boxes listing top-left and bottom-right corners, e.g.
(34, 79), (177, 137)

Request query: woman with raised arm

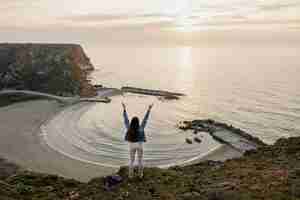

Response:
(122, 102), (153, 178)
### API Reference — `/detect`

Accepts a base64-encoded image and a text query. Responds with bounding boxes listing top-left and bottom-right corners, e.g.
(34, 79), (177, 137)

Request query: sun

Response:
(175, 16), (194, 32)
(173, 0), (194, 32)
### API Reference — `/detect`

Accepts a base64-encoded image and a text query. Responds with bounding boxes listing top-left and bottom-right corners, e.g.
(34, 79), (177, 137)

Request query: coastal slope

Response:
(1, 136), (300, 200)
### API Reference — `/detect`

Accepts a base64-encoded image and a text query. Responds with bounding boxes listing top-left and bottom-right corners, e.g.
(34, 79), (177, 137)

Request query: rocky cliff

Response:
(0, 43), (96, 97)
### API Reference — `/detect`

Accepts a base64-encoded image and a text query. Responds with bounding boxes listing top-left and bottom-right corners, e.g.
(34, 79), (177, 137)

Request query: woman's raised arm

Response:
(141, 103), (154, 129)
(122, 102), (130, 129)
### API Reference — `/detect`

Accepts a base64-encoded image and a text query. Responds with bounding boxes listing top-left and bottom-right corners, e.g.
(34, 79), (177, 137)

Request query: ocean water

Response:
(87, 44), (300, 144)
(42, 41), (300, 168)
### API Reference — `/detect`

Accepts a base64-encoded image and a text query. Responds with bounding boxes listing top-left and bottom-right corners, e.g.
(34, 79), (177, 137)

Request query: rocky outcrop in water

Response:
(178, 119), (266, 149)
(0, 43), (96, 97)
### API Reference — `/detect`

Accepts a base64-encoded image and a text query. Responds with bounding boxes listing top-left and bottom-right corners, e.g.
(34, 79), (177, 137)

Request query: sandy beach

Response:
(0, 94), (243, 182)
(0, 100), (117, 182)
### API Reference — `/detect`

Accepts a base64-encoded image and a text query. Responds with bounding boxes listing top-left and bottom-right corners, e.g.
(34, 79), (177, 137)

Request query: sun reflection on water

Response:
(173, 46), (195, 91)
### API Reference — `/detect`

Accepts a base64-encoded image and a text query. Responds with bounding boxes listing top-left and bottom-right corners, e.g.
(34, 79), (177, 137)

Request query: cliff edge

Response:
(0, 43), (96, 97)
(0, 136), (299, 200)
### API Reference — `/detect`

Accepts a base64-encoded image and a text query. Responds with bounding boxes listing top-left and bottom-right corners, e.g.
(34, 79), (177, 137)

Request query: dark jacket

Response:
(123, 108), (151, 142)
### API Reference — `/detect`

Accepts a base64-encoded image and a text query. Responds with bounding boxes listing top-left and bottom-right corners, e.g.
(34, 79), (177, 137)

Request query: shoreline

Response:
(0, 100), (115, 182)
(0, 90), (243, 182)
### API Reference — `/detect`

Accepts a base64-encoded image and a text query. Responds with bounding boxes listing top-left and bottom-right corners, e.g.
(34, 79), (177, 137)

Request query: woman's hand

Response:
(149, 103), (154, 110)
(122, 102), (126, 110)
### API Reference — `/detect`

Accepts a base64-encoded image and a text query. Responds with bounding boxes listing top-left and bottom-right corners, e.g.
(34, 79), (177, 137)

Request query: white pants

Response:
(128, 142), (143, 177)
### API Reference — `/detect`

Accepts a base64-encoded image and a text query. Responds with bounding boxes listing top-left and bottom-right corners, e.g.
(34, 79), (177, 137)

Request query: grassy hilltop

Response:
(0, 136), (300, 200)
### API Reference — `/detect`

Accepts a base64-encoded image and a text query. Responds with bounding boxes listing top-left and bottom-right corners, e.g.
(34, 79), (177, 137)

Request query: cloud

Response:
(1, 0), (300, 29)
(57, 13), (175, 28)
(61, 13), (175, 23)
(259, 1), (300, 11)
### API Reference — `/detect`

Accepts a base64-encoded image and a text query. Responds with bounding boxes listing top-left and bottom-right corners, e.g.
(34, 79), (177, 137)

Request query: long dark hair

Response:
(127, 117), (140, 142)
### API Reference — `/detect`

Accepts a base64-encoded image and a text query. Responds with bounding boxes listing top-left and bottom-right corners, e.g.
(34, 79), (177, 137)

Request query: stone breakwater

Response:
(178, 119), (266, 152)
(121, 86), (185, 99)
(0, 43), (96, 97)
(94, 86), (185, 100)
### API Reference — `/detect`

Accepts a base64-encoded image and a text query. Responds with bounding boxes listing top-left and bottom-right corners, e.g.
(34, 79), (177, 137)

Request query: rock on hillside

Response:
(0, 43), (96, 97)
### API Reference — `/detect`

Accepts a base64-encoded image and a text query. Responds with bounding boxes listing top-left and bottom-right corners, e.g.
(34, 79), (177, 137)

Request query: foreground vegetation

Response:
(1, 136), (300, 200)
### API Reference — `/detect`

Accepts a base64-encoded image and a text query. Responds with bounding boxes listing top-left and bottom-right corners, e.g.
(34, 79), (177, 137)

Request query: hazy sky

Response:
(1, 0), (300, 29)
